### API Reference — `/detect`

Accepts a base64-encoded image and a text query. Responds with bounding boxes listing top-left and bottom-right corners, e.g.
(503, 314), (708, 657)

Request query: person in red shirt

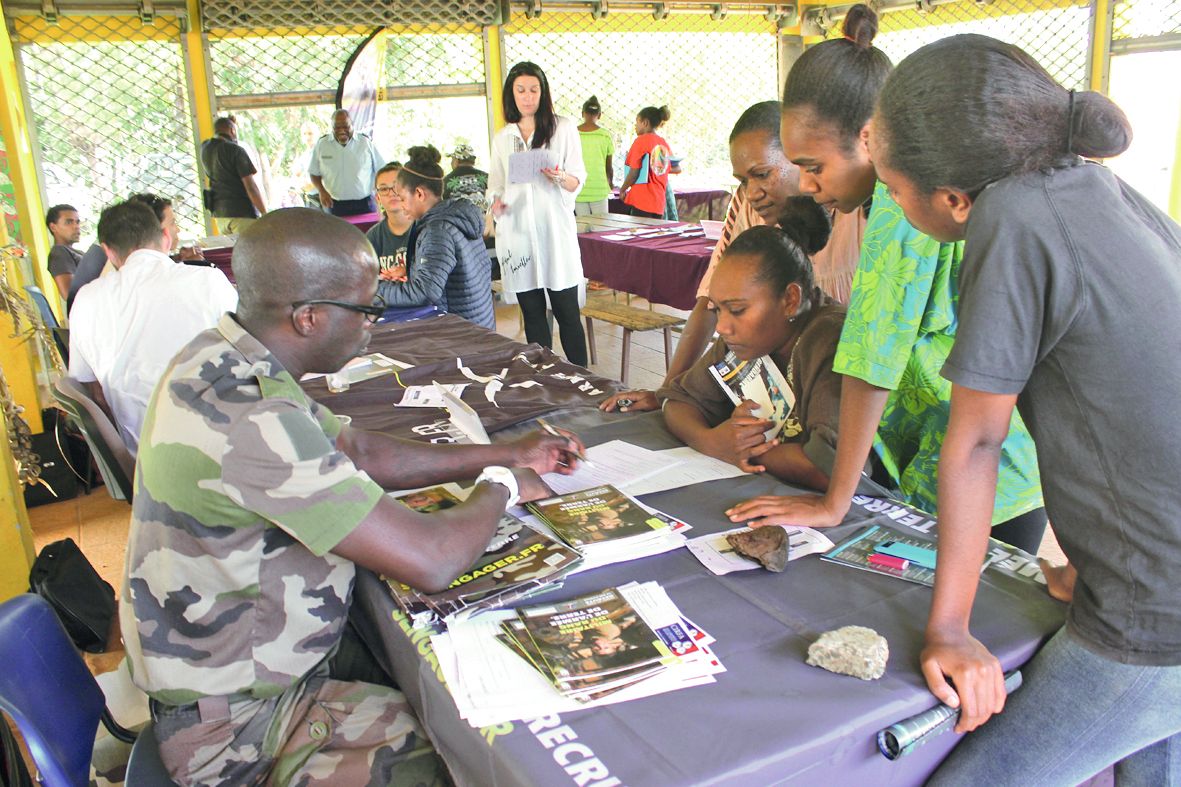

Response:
(619, 105), (673, 218)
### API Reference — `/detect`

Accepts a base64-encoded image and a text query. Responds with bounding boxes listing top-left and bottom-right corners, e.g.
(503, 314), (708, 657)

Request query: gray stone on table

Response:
(806, 625), (889, 681)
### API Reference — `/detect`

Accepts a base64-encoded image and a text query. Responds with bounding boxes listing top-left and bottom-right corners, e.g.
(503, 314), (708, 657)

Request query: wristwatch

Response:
(475, 465), (520, 508)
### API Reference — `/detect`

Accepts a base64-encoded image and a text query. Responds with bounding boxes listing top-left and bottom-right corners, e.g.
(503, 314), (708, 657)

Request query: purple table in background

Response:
(578, 225), (715, 310)
(200, 211), (382, 283)
(608, 185), (730, 221)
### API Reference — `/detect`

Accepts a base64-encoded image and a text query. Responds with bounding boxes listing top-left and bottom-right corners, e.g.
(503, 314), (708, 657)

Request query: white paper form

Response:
(622, 445), (748, 496)
(396, 383), (468, 407)
(508, 148), (557, 184)
(541, 440), (681, 496)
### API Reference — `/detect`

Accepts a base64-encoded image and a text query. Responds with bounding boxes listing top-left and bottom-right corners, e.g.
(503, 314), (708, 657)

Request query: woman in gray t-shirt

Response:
(366, 161), (411, 281)
(870, 34), (1181, 784)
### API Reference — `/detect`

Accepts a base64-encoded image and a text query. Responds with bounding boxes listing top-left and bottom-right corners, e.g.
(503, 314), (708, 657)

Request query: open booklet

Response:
(708, 349), (797, 440)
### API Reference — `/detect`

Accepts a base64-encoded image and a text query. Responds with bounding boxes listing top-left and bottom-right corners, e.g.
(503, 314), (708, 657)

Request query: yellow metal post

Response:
(0, 0), (55, 321)
(484, 24), (505, 134)
(184, 0), (215, 142)
(1170, 118), (1181, 223)
(0, 220), (38, 603)
(1088, 0), (1112, 93)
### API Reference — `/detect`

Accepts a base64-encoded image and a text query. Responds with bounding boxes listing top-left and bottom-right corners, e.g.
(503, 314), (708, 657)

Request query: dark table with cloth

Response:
(200, 211), (381, 282)
(305, 313), (622, 442)
(609, 185), (731, 221)
(577, 225), (715, 310)
(305, 315), (1067, 787)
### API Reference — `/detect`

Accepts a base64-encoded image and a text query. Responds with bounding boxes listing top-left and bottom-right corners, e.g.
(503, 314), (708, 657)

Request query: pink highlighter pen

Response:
(868, 553), (910, 571)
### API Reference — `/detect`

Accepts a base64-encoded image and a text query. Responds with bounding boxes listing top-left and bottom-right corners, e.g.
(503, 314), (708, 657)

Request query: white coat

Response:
(487, 116), (587, 295)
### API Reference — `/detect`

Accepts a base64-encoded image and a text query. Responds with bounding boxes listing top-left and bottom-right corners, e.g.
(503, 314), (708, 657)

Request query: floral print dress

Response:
(833, 182), (1043, 523)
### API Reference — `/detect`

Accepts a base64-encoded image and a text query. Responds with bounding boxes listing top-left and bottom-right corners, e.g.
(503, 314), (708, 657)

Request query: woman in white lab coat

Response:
(488, 61), (589, 367)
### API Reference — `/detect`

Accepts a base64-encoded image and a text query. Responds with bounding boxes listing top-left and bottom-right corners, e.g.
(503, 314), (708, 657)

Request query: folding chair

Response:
(51, 377), (134, 502)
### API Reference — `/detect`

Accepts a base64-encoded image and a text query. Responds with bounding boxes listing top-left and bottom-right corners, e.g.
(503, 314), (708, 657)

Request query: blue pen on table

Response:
(536, 418), (594, 468)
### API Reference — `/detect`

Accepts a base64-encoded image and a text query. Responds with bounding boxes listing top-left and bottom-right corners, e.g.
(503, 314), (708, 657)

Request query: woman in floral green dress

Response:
(725, 4), (1045, 552)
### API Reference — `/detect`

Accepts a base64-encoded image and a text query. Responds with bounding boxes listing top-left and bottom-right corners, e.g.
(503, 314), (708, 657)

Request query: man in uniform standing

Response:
(309, 109), (386, 217)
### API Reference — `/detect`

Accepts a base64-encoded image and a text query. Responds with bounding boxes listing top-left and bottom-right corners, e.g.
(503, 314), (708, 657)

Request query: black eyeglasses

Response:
(292, 295), (386, 324)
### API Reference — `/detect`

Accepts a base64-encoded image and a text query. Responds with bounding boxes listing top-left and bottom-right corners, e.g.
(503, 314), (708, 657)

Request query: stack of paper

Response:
(432, 581), (724, 727)
(385, 484), (582, 627)
(525, 484), (688, 572)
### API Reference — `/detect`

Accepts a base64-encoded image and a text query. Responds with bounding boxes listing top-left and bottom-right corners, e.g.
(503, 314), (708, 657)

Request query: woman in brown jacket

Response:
(658, 204), (849, 491)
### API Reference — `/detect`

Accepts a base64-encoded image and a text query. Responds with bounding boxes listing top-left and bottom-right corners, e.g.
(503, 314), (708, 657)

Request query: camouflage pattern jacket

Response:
(120, 313), (384, 705)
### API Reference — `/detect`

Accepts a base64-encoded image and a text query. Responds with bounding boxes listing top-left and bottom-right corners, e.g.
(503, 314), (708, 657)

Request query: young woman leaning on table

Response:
(488, 61), (589, 367)
(725, 4), (1046, 555)
(600, 101), (865, 414)
(658, 216), (858, 490)
(869, 35), (1181, 784)
(379, 145), (495, 330)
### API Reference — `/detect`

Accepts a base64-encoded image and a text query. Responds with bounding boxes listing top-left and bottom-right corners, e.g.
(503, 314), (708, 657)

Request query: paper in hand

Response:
(509, 149), (557, 184)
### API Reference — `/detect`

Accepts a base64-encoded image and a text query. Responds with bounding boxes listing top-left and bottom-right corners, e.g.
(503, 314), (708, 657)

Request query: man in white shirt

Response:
(68, 199), (238, 454)
(308, 109), (385, 217)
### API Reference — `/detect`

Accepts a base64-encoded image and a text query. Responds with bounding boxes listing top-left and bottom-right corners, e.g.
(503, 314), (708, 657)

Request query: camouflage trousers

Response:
(151, 663), (450, 786)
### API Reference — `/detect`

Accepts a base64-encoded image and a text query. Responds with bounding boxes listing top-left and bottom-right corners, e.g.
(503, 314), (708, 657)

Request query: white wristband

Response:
(475, 465), (519, 508)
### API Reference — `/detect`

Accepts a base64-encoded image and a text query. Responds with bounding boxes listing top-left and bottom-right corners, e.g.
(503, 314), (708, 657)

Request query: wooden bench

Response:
(581, 300), (685, 385)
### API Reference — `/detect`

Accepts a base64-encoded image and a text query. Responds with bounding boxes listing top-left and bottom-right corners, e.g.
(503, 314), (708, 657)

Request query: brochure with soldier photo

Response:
(501, 587), (670, 699)
(708, 350), (798, 441)
(526, 485), (669, 548)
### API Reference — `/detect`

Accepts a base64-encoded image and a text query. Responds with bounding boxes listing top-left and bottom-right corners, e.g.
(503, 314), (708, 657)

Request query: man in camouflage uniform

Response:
(120, 208), (582, 786)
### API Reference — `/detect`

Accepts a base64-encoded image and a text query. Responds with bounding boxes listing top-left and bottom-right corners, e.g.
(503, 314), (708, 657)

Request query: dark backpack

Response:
(28, 538), (117, 653)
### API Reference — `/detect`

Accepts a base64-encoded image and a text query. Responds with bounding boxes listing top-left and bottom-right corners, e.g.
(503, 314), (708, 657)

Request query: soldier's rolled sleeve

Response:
(220, 398), (384, 556)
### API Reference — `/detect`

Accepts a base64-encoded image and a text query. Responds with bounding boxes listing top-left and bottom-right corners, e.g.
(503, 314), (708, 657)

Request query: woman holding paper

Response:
(659, 217), (853, 490)
(488, 61), (589, 367)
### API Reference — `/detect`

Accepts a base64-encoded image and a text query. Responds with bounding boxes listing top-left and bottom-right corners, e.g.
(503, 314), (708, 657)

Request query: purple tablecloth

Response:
(608, 186), (730, 221)
(578, 226), (715, 310)
(200, 211), (382, 283)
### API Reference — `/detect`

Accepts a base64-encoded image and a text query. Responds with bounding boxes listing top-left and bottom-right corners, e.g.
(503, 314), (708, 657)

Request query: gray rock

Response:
(726, 526), (789, 572)
(806, 625), (888, 680)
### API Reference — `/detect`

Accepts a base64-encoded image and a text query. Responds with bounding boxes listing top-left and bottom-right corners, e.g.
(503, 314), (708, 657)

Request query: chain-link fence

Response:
(1113, 0), (1181, 40)
(822, 0), (1091, 90)
(504, 11), (779, 188)
(10, 15), (203, 241)
(208, 24), (490, 207)
(381, 26), (490, 171)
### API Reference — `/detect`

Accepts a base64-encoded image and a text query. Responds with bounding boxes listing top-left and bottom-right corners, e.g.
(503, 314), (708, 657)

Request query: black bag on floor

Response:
(28, 538), (116, 653)
(21, 427), (82, 508)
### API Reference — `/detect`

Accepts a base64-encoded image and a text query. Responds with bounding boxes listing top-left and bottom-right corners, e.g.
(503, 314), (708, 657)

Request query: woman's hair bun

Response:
(1072, 90), (1133, 159)
(406, 144), (441, 167)
(842, 4), (878, 49)
(659, 105), (671, 122)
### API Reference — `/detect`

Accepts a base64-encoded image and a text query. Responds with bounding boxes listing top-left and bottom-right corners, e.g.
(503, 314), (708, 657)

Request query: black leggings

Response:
(516, 286), (588, 368)
(990, 506), (1048, 556)
(629, 206), (663, 219)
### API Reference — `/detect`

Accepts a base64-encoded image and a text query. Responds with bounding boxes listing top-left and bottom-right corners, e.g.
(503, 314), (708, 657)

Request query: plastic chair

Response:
(23, 285), (69, 364)
(51, 377), (135, 502)
(0, 594), (174, 786)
